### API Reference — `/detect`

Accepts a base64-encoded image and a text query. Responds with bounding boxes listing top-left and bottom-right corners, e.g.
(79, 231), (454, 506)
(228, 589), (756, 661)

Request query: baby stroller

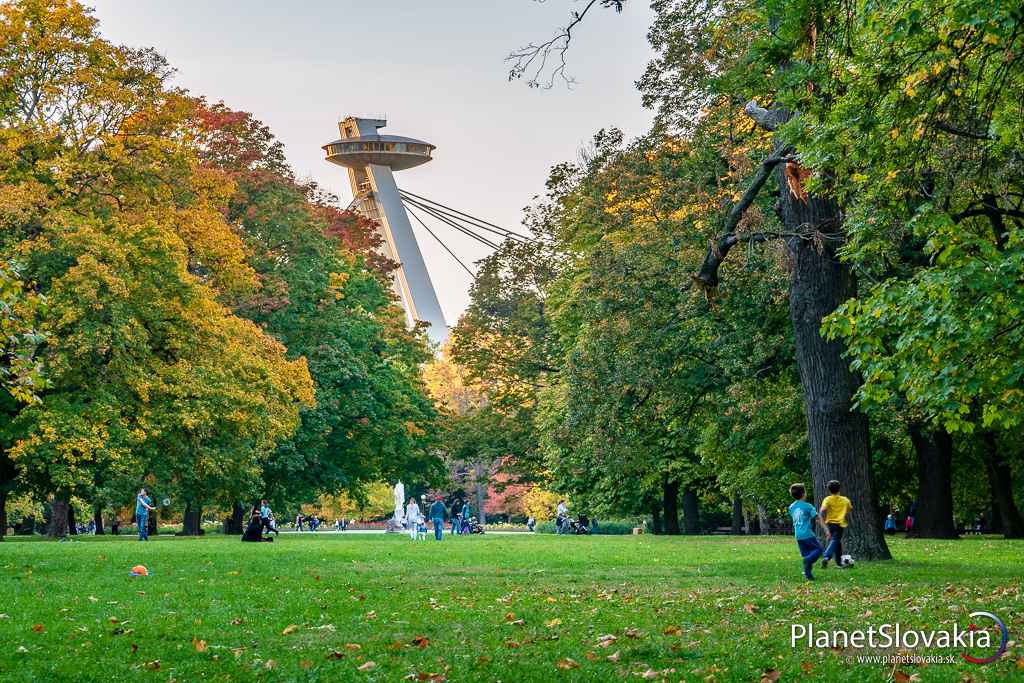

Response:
(467, 516), (485, 534)
(574, 513), (590, 535)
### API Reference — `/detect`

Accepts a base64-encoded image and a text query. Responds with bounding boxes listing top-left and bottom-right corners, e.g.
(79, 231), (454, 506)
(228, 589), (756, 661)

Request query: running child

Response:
(788, 483), (824, 580)
(819, 479), (853, 568)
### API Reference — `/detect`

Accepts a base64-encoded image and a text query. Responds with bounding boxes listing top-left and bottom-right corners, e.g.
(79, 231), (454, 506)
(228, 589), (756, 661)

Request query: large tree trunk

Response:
(731, 494), (744, 534)
(982, 432), (1024, 538)
(662, 476), (680, 535)
(780, 176), (891, 560)
(93, 502), (105, 535)
(48, 496), (70, 539)
(0, 488), (6, 541)
(908, 424), (958, 538)
(224, 501), (245, 535)
(67, 501), (77, 535)
(180, 503), (203, 536)
(682, 488), (700, 535)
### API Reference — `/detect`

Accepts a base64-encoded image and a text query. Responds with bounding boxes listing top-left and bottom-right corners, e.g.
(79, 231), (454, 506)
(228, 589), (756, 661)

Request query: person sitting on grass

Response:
(819, 479), (853, 569)
(788, 483), (825, 580)
(242, 506), (273, 542)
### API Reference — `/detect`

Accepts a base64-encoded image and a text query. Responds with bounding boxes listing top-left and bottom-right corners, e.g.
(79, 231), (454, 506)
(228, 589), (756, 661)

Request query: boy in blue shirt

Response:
(135, 488), (155, 541)
(788, 483), (824, 580)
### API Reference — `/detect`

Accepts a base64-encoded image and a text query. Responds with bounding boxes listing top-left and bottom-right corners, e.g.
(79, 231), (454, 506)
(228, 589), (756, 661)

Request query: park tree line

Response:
(452, 0), (1024, 553)
(0, 0), (442, 539)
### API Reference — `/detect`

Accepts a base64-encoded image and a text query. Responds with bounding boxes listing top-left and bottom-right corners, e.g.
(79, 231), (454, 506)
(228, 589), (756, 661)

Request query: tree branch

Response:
(743, 100), (790, 131)
(934, 121), (991, 141)
(692, 144), (793, 289)
(506, 0), (624, 89)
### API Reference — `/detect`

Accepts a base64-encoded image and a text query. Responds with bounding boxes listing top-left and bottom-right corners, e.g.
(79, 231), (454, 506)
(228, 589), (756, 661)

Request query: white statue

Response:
(393, 481), (405, 525)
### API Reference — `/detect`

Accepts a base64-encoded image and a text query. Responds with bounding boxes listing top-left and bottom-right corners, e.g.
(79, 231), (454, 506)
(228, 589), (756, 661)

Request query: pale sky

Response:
(89, 1), (656, 323)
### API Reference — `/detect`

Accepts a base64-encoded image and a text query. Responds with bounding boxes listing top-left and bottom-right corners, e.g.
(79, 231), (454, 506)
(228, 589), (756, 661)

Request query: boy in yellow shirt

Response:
(819, 479), (853, 568)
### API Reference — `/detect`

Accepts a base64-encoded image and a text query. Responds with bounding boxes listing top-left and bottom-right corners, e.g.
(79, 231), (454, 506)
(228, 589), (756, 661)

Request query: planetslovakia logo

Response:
(791, 611), (1008, 665)
(961, 611), (1008, 664)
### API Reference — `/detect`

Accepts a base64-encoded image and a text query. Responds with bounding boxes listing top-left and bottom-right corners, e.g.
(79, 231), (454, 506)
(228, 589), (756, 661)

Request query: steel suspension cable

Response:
(399, 189), (534, 243)
(403, 201), (476, 277)
(401, 195), (501, 249)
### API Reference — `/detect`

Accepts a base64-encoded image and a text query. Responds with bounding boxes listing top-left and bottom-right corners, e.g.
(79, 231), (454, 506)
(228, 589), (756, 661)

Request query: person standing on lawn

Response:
(788, 483), (824, 580)
(819, 480), (853, 568)
(429, 496), (447, 541)
(259, 499), (277, 536)
(405, 497), (421, 541)
(135, 488), (155, 541)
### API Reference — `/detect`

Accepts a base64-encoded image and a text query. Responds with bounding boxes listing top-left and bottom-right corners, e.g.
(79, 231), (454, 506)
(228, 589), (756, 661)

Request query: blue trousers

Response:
(137, 513), (149, 541)
(797, 537), (822, 577)
(823, 523), (844, 562)
(432, 518), (443, 540)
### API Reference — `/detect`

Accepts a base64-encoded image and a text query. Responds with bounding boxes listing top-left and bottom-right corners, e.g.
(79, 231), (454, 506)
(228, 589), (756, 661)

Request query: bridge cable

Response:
(403, 201), (476, 277)
(401, 195), (501, 249)
(399, 189), (534, 243)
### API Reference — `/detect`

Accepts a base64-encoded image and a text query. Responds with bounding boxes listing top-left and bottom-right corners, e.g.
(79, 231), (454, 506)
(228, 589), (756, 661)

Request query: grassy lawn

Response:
(0, 533), (1021, 682)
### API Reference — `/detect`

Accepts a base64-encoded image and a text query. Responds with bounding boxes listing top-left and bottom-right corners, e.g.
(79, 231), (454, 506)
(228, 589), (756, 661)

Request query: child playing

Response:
(788, 483), (824, 580)
(416, 518), (427, 541)
(819, 479), (853, 568)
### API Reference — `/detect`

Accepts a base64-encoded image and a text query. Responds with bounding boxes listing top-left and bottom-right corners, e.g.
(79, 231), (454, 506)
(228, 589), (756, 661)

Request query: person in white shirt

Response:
(405, 497), (421, 541)
(556, 500), (568, 534)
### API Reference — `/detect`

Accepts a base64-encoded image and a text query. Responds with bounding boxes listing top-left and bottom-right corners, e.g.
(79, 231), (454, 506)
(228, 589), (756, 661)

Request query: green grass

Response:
(0, 533), (1021, 682)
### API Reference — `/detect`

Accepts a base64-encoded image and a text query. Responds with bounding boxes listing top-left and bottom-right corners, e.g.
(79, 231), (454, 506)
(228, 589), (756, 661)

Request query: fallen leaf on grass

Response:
(281, 624), (299, 635)
(760, 669), (781, 683)
(31, 624), (44, 633)
(111, 627), (134, 636)
(640, 670), (660, 680)
(416, 673), (446, 681)
(546, 597), (557, 603)
(607, 650), (620, 662)
(145, 660), (160, 670)
(264, 659), (277, 670)
(192, 638), (207, 653)
(231, 647), (245, 658)
(557, 658), (580, 669)
(357, 661), (376, 672)
(624, 627), (643, 638)
(662, 625), (682, 636)
(545, 618), (562, 628)
(230, 618), (243, 626)
(596, 634), (618, 648)
(327, 651), (346, 660)
(365, 611), (377, 620)
(388, 641), (405, 651)
(743, 603), (758, 614)
(505, 640), (520, 649)
(800, 661), (813, 673)
(476, 655), (491, 665)
(411, 635), (430, 648)
(344, 643), (362, 651)
(130, 643), (139, 654)
(507, 619), (525, 626)
(893, 672), (920, 683)
(504, 612), (516, 622)
(299, 659), (313, 670)
(87, 597), (98, 603)
(584, 652), (599, 661)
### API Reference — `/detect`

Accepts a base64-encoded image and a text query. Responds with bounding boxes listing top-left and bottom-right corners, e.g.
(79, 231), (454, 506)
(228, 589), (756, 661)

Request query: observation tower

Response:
(323, 117), (449, 346)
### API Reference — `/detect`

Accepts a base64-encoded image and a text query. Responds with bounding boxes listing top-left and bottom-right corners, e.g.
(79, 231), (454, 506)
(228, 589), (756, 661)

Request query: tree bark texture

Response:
(93, 501), (105, 535)
(180, 503), (203, 536)
(682, 488), (700, 535)
(982, 432), (1024, 538)
(663, 476), (680, 535)
(48, 496), (70, 539)
(908, 424), (958, 538)
(779, 164), (891, 560)
(731, 494), (744, 534)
